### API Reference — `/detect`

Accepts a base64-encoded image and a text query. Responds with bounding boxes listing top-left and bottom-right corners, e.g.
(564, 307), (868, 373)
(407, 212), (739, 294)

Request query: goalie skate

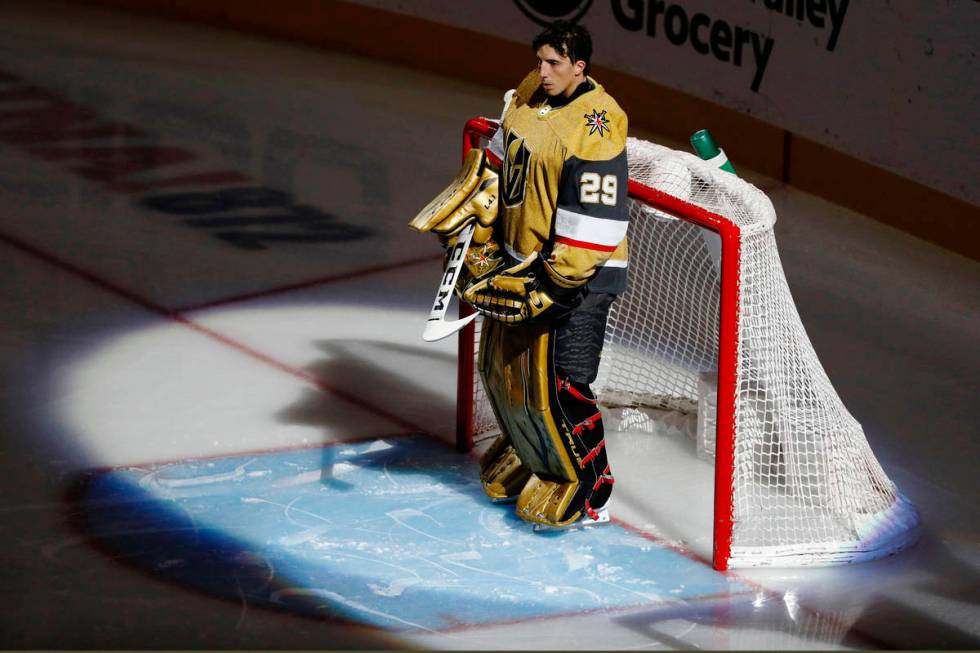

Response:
(532, 504), (610, 532)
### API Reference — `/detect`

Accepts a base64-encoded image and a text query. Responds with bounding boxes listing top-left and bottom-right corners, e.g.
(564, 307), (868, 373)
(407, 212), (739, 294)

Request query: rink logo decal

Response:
(140, 187), (371, 250)
(72, 436), (748, 632)
(513, 0), (593, 26)
(0, 67), (372, 250)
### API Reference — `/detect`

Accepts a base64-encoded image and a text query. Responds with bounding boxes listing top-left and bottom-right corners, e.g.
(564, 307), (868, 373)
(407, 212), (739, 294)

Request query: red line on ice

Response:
(0, 230), (430, 437)
(175, 252), (443, 314)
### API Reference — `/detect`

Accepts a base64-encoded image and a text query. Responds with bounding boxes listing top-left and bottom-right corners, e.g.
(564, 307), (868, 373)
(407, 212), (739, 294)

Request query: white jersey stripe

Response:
(503, 242), (528, 262)
(502, 241), (625, 267)
(555, 208), (629, 247)
(599, 258), (628, 268)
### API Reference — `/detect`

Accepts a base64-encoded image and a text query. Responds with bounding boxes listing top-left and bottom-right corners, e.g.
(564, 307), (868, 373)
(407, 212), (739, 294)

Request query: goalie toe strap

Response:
(573, 413), (603, 439)
(585, 466), (614, 521)
(578, 435), (605, 467)
(557, 375), (597, 404)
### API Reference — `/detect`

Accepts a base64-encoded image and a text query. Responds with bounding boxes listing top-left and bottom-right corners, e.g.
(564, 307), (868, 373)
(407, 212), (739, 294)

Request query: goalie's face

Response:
(536, 45), (586, 98)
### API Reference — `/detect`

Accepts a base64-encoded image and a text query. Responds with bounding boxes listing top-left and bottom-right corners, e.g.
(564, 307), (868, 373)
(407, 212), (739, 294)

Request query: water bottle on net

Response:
(690, 128), (736, 174)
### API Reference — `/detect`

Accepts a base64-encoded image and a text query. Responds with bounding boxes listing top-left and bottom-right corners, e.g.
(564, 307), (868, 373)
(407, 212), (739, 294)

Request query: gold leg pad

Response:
(478, 320), (578, 483)
(479, 434), (532, 501)
(515, 474), (582, 528)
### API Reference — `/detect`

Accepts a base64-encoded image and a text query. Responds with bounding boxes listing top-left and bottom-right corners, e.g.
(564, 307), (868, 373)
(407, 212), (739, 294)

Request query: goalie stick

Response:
(422, 223), (477, 342)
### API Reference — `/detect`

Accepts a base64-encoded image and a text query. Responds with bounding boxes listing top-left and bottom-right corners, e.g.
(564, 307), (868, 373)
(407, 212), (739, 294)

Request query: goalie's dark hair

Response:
(532, 20), (592, 75)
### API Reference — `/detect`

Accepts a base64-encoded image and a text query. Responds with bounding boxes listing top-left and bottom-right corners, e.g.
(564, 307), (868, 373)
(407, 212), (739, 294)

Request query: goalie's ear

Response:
(409, 148), (499, 237)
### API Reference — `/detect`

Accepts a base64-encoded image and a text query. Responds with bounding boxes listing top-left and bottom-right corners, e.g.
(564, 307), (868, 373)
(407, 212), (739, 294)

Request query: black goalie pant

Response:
(478, 292), (616, 527)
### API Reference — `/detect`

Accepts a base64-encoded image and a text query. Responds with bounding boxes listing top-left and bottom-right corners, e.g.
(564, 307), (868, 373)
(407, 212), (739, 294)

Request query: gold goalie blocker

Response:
(408, 148), (503, 283)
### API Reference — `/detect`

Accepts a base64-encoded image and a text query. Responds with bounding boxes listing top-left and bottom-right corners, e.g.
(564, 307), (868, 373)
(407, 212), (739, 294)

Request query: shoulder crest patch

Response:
(584, 109), (611, 137)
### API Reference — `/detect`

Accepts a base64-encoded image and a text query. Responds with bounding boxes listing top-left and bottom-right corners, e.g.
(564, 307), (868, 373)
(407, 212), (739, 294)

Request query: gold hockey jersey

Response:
(488, 70), (629, 293)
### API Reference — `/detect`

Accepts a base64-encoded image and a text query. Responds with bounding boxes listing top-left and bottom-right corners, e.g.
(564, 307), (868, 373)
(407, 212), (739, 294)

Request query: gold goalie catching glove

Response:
(408, 148), (504, 282)
(462, 252), (584, 324)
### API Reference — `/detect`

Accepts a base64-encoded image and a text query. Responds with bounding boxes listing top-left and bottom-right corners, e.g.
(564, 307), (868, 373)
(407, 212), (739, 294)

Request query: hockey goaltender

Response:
(410, 21), (630, 531)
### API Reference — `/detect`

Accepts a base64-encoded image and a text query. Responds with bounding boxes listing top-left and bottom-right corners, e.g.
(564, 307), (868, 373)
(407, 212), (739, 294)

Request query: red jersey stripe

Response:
(554, 236), (619, 252)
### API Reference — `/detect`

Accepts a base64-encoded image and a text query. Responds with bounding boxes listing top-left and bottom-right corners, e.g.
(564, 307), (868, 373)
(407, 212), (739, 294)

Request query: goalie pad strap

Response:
(586, 467), (614, 520)
(557, 375), (597, 404)
(578, 432), (605, 465)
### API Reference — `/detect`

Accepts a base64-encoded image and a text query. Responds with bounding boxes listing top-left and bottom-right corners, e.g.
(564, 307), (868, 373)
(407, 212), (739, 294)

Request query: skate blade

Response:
(532, 506), (610, 532)
(490, 495), (518, 504)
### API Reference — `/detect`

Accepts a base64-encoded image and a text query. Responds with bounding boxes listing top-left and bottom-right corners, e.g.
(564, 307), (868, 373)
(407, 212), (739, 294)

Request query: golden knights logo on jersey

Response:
(584, 109), (611, 137)
(503, 129), (532, 207)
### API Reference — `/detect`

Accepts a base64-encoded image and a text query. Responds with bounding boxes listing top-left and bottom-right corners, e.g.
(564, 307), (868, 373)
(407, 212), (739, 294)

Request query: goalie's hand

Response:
(462, 253), (583, 324)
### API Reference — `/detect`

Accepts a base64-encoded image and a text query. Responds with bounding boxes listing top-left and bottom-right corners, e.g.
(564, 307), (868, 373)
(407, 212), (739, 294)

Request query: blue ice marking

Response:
(74, 436), (748, 630)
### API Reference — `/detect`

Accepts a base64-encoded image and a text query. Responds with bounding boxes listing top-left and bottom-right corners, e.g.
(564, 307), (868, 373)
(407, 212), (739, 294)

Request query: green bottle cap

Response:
(690, 128), (736, 174)
(690, 129), (720, 160)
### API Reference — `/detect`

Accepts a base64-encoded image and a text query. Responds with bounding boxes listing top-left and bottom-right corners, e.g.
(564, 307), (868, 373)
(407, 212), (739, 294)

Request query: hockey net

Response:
(455, 117), (918, 570)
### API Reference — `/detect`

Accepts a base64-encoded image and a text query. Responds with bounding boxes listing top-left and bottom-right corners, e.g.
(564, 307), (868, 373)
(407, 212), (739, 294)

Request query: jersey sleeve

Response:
(544, 148), (629, 288)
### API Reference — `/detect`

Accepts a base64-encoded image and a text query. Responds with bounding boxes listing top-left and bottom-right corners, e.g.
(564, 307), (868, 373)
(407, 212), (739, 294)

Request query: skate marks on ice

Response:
(68, 436), (749, 632)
